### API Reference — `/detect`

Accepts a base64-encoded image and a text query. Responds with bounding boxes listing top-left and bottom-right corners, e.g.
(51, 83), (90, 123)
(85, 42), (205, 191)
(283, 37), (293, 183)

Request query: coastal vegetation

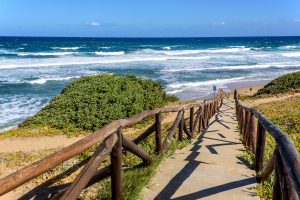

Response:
(255, 71), (300, 96)
(21, 74), (177, 132)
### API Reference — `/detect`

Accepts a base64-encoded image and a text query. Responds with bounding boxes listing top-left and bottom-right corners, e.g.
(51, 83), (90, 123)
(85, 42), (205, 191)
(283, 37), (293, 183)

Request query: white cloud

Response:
(89, 21), (100, 26)
(212, 22), (226, 26)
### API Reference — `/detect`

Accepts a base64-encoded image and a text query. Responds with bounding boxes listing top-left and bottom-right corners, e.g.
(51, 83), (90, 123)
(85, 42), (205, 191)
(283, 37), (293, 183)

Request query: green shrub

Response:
(20, 74), (177, 131)
(255, 71), (300, 96)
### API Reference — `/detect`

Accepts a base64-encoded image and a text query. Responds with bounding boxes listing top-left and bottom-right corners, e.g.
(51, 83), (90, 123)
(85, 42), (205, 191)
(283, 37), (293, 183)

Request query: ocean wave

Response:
(168, 77), (245, 89)
(281, 52), (300, 57)
(162, 62), (299, 72)
(95, 51), (125, 56)
(162, 46), (171, 50)
(98, 46), (111, 49)
(142, 47), (251, 56)
(18, 52), (75, 56)
(0, 95), (49, 130)
(0, 55), (213, 69)
(51, 47), (80, 50)
(27, 76), (78, 84)
(279, 45), (300, 50)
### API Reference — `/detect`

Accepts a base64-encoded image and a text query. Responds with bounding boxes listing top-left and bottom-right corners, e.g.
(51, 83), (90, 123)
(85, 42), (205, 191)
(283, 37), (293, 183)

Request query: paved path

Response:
(143, 99), (259, 200)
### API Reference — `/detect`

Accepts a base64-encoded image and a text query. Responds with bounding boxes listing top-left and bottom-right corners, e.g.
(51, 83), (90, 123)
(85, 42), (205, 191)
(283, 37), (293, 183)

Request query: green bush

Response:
(20, 74), (177, 131)
(255, 71), (300, 96)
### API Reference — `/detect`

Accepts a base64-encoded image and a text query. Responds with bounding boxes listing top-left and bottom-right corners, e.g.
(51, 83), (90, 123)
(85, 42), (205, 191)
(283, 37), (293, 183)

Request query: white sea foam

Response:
(51, 47), (80, 50)
(28, 76), (78, 84)
(168, 77), (245, 89)
(0, 95), (49, 130)
(279, 45), (300, 50)
(281, 52), (300, 57)
(18, 52), (75, 56)
(98, 46), (111, 49)
(0, 55), (213, 69)
(162, 62), (300, 73)
(95, 51), (125, 56)
(162, 46), (171, 50)
(142, 47), (251, 56)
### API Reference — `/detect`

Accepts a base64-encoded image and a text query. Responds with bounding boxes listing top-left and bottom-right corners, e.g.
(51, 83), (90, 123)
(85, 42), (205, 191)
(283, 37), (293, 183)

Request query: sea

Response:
(1, 36), (300, 131)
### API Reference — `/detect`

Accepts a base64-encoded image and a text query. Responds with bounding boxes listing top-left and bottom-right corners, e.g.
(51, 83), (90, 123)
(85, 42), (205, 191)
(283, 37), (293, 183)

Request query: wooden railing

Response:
(234, 90), (300, 199)
(0, 90), (226, 200)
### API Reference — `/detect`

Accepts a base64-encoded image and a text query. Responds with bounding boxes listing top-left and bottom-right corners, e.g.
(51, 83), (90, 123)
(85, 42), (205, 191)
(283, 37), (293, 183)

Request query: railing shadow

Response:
(171, 177), (257, 200)
(154, 100), (255, 200)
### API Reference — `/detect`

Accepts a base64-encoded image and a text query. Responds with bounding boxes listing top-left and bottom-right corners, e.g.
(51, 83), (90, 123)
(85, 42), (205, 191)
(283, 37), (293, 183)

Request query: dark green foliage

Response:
(255, 71), (300, 96)
(20, 74), (178, 131)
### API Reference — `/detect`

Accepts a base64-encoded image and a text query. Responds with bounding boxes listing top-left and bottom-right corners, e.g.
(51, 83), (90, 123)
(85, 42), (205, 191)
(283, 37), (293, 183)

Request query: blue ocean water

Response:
(1, 36), (300, 131)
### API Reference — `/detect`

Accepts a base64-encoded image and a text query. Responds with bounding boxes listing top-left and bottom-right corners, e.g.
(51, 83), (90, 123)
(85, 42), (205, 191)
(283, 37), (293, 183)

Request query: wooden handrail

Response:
(234, 90), (300, 198)
(0, 89), (226, 199)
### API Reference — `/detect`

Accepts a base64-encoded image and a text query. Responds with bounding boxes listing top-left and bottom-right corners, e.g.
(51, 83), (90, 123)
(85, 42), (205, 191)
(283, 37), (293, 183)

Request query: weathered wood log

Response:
(178, 110), (184, 141)
(257, 152), (275, 183)
(161, 111), (183, 152)
(183, 120), (192, 139)
(192, 107), (202, 135)
(273, 149), (294, 200)
(198, 107), (203, 133)
(111, 130), (123, 200)
(122, 135), (151, 165)
(238, 107), (244, 133)
(273, 154), (281, 200)
(0, 121), (120, 196)
(59, 133), (118, 200)
(132, 123), (156, 144)
(254, 122), (266, 172)
(190, 107), (194, 134)
(246, 112), (253, 149)
(250, 114), (257, 154)
(277, 136), (300, 197)
(155, 113), (162, 154)
(243, 110), (249, 138)
(51, 167), (111, 200)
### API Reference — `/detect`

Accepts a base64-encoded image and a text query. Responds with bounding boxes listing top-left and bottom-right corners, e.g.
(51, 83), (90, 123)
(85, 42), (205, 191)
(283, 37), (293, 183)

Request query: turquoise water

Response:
(1, 36), (300, 130)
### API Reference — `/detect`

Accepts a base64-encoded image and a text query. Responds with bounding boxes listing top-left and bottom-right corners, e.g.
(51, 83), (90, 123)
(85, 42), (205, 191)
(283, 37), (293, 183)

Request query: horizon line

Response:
(0, 35), (300, 39)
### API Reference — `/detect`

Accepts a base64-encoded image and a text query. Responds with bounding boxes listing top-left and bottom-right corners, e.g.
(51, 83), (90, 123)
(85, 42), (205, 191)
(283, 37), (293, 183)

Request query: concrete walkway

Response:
(143, 99), (259, 200)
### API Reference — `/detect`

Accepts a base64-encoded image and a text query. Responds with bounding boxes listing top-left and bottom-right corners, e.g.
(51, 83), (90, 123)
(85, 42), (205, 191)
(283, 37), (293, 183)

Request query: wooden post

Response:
(178, 110), (184, 141)
(111, 130), (123, 200)
(202, 105), (207, 129)
(122, 135), (151, 165)
(250, 114), (257, 154)
(190, 107), (194, 134)
(254, 122), (266, 172)
(246, 112), (253, 149)
(155, 113), (162, 154)
(206, 104), (210, 126)
(239, 108), (244, 133)
(257, 152), (275, 183)
(198, 107), (202, 133)
(243, 110), (249, 137)
(59, 134), (118, 200)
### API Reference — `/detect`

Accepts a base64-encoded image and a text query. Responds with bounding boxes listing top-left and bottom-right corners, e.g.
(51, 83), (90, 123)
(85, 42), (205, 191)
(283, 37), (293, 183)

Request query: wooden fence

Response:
(0, 90), (225, 200)
(234, 90), (300, 200)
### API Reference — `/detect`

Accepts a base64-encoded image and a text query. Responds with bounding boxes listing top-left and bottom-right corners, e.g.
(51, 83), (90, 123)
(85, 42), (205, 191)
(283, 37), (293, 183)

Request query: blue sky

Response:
(1, 0), (300, 37)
